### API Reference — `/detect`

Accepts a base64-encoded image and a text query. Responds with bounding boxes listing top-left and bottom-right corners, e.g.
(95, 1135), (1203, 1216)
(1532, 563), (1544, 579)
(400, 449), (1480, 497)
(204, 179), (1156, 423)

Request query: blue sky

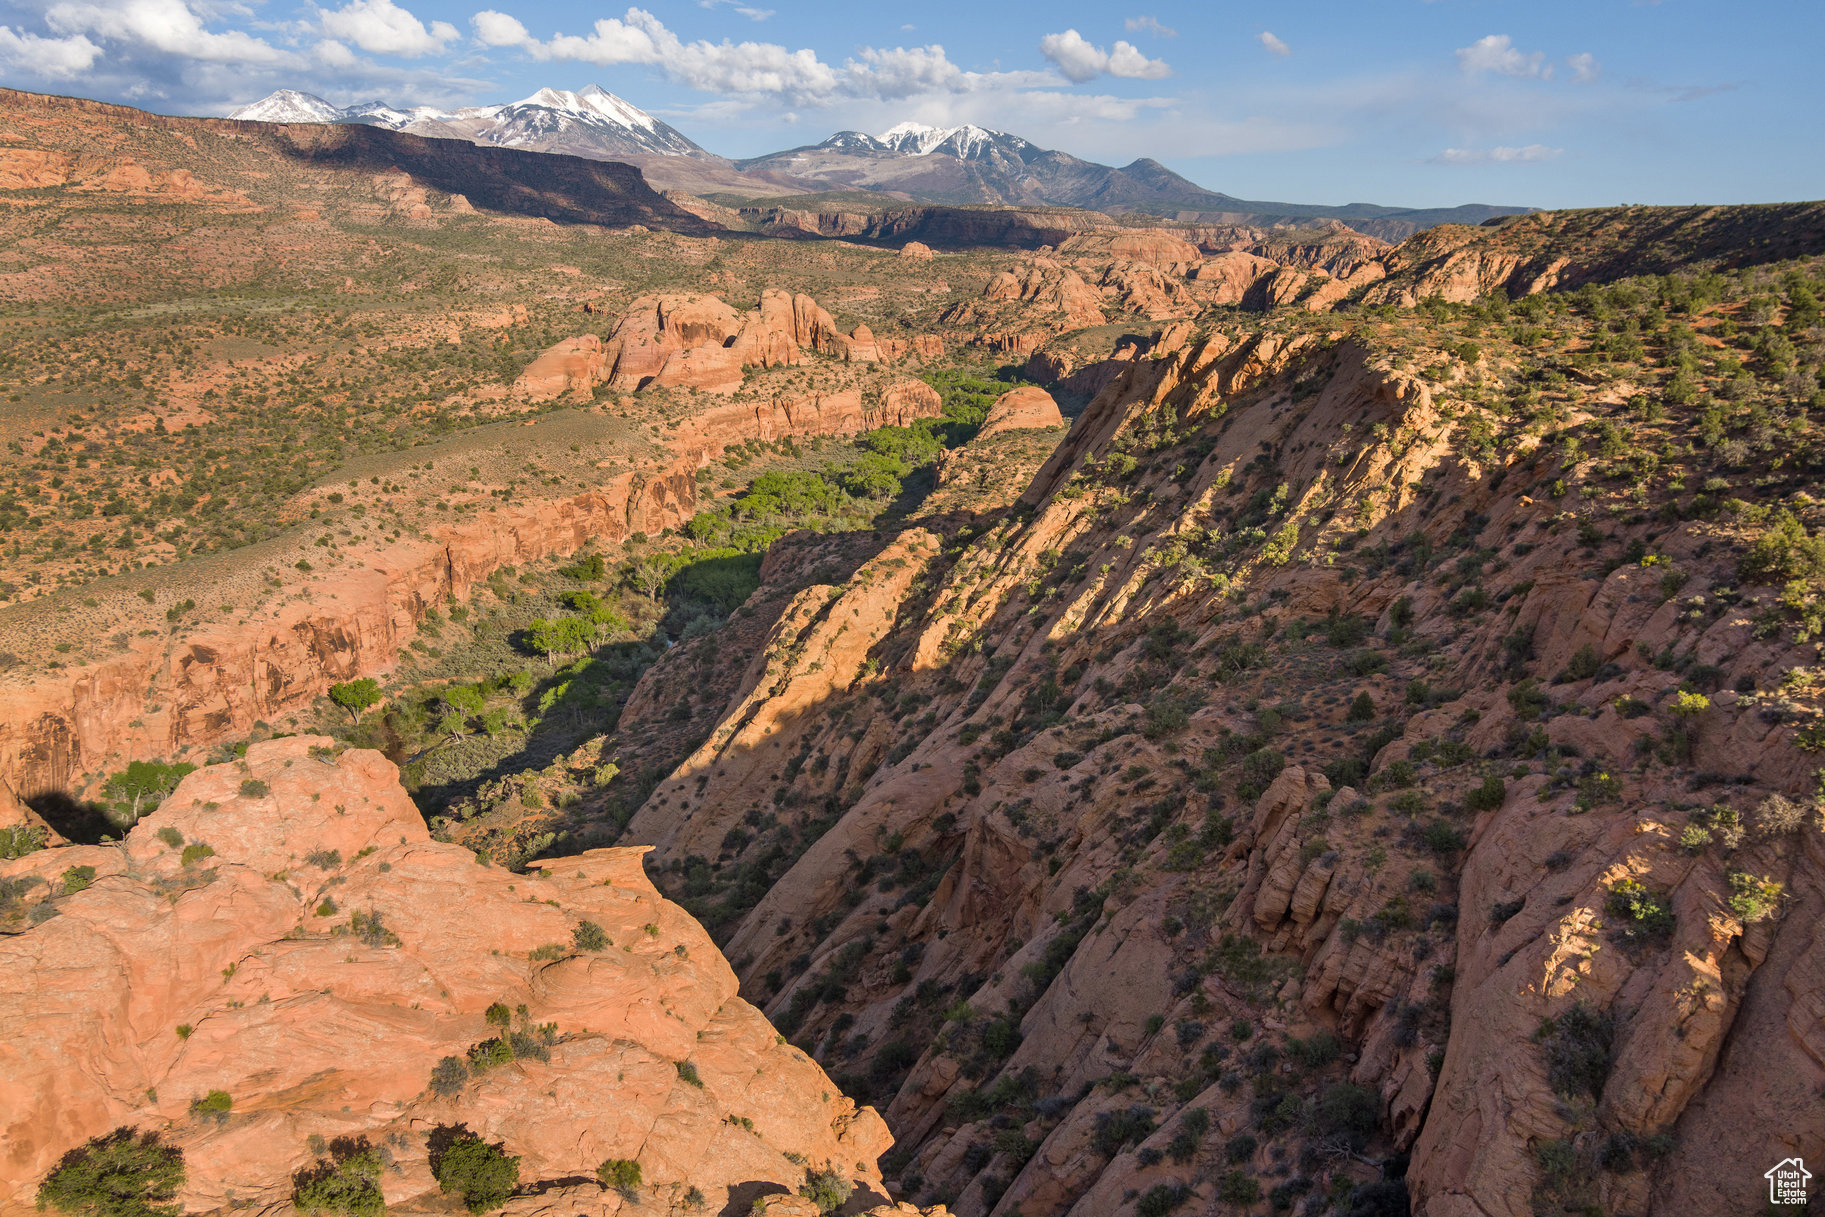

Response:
(1, 0), (1818, 210)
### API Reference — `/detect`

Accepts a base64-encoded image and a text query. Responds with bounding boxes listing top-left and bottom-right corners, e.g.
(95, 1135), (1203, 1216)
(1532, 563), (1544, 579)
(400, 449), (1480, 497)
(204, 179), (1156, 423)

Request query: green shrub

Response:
(429, 1056), (468, 1098)
(1, 823), (49, 859)
(327, 679), (382, 724)
(239, 779), (269, 798)
(1727, 872), (1783, 923)
(1464, 775), (1506, 813)
(1421, 820), (1467, 854)
(1217, 1170), (1260, 1204)
(1143, 692), (1191, 740)
(1556, 643), (1601, 683)
(346, 910), (400, 948)
(1237, 748), (1286, 801)
(1090, 1104), (1157, 1156)
(1286, 1031), (1341, 1070)
(595, 1158), (641, 1193)
(1605, 878), (1674, 939)
(431, 1128), (519, 1214)
(1534, 1003), (1613, 1099)
(155, 827), (184, 849)
(1136, 1183), (1192, 1217)
(1739, 510), (1825, 583)
(36, 1127), (185, 1217)
(180, 843), (216, 867)
(189, 1090), (232, 1124)
(572, 920), (608, 951)
(1317, 1083), (1379, 1141)
(102, 761), (196, 821)
(675, 1060), (704, 1088)
(797, 1166), (853, 1213)
(292, 1137), (386, 1216)
(61, 865), (98, 895)
(1347, 691), (1376, 722)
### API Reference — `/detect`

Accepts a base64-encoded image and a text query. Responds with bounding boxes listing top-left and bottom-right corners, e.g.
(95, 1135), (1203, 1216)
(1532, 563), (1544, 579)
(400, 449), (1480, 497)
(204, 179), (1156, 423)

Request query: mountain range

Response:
(227, 86), (1530, 237)
(228, 84), (708, 161)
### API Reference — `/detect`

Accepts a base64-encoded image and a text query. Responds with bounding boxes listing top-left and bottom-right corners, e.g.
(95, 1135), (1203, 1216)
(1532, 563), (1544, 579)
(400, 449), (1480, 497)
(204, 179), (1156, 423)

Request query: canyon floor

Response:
(3, 86), (1825, 1217)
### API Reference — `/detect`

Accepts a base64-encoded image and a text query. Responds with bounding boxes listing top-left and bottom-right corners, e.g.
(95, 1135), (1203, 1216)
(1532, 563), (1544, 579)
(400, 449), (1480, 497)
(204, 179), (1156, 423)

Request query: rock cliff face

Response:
(0, 302), (948, 803)
(0, 736), (913, 1215)
(602, 293), (1825, 1215)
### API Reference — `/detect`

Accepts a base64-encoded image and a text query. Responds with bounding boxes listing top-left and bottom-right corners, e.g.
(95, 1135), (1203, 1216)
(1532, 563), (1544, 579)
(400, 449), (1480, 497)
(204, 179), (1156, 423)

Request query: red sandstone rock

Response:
(977, 387), (1065, 439)
(513, 334), (609, 401)
(0, 738), (894, 1213)
(1187, 251), (1279, 304)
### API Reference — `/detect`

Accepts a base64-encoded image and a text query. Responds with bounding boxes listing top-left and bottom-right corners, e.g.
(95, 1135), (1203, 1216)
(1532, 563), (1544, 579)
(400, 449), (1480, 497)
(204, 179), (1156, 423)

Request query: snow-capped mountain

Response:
(227, 85), (708, 162)
(736, 121), (1233, 211)
(226, 89), (343, 124)
(225, 90), (1528, 233)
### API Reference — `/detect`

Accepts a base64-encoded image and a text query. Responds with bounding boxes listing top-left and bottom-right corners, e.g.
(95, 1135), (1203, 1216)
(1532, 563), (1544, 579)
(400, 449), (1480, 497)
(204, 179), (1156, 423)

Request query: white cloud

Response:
(478, 8), (1053, 104)
(1455, 34), (1549, 79)
(320, 0), (457, 57)
(1258, 31), (1290, 58)
(1124, 15), (1176, 38)
(46, 0), (284, 63)
(0, 24), (100, 76)
(1567, 52), (1599, 82)
(1431, 144), (1562, 164)
(1039, 28), (1169, 83)
(313, 37), (358, 66)
(697, 0), (772, 20)
(470, 9), (530, 47)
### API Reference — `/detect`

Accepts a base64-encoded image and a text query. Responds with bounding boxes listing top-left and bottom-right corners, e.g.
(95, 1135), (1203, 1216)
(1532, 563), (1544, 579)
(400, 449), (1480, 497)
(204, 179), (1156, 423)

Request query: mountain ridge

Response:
(226, 88), (1532, 239)
(228, 83), (710, 162)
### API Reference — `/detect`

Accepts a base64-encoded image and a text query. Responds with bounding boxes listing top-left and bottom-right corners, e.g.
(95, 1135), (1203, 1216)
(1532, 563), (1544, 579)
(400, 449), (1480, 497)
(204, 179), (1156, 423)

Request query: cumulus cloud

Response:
(1258, 31), (1290, 58)
(1431, 144), (1562, 164)
(46, 0), (284, 63)
(474, 7), (1053, 103)
(1124, 15), (1175, 38)
(1038, 28), (1170, 83)
(470, 8), (530, 47)
(1566, 52), (1599, 82)
(320, 0), (457, 57)
(0, 24), (100, 76)
(1455, 34), (1549, 79)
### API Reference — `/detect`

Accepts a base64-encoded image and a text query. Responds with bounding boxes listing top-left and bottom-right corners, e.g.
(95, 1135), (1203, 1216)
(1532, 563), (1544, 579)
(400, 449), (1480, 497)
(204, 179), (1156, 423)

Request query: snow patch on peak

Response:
(224, 86), (701, 158)
(227, 90), (340, 124)
(509, 85), (658, 133)
(875, 121), (1011, 158)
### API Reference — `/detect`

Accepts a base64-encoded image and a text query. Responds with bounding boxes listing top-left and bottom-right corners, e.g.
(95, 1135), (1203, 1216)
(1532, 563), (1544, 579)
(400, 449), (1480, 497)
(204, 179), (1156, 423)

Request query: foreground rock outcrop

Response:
(0, 737), (903, 1215)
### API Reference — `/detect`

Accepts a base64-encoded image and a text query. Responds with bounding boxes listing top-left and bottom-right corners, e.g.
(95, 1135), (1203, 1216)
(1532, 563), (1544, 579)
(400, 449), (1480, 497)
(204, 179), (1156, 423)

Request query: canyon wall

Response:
(0, 380), (945, 802)
(607, 324), (1825, 1216)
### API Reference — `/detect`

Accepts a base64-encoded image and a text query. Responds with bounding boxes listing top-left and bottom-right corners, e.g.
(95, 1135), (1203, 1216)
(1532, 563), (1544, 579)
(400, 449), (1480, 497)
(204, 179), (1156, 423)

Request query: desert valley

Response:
(1, 30), (1823, 1217)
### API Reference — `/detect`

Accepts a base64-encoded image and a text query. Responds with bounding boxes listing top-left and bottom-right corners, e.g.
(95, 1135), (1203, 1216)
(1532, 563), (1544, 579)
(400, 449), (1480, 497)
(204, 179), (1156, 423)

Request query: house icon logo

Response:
(1767, 1157), (1811, 1205)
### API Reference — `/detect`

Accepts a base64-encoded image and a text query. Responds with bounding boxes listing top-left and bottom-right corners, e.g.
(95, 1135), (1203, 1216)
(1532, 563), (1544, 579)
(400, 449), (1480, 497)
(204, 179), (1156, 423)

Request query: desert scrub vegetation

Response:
(429, 1126), (519, 1214)
(595, 1158), (642, 1194)
(292, 1137), (387, 1217)
(36, 1127), (185, 1217)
